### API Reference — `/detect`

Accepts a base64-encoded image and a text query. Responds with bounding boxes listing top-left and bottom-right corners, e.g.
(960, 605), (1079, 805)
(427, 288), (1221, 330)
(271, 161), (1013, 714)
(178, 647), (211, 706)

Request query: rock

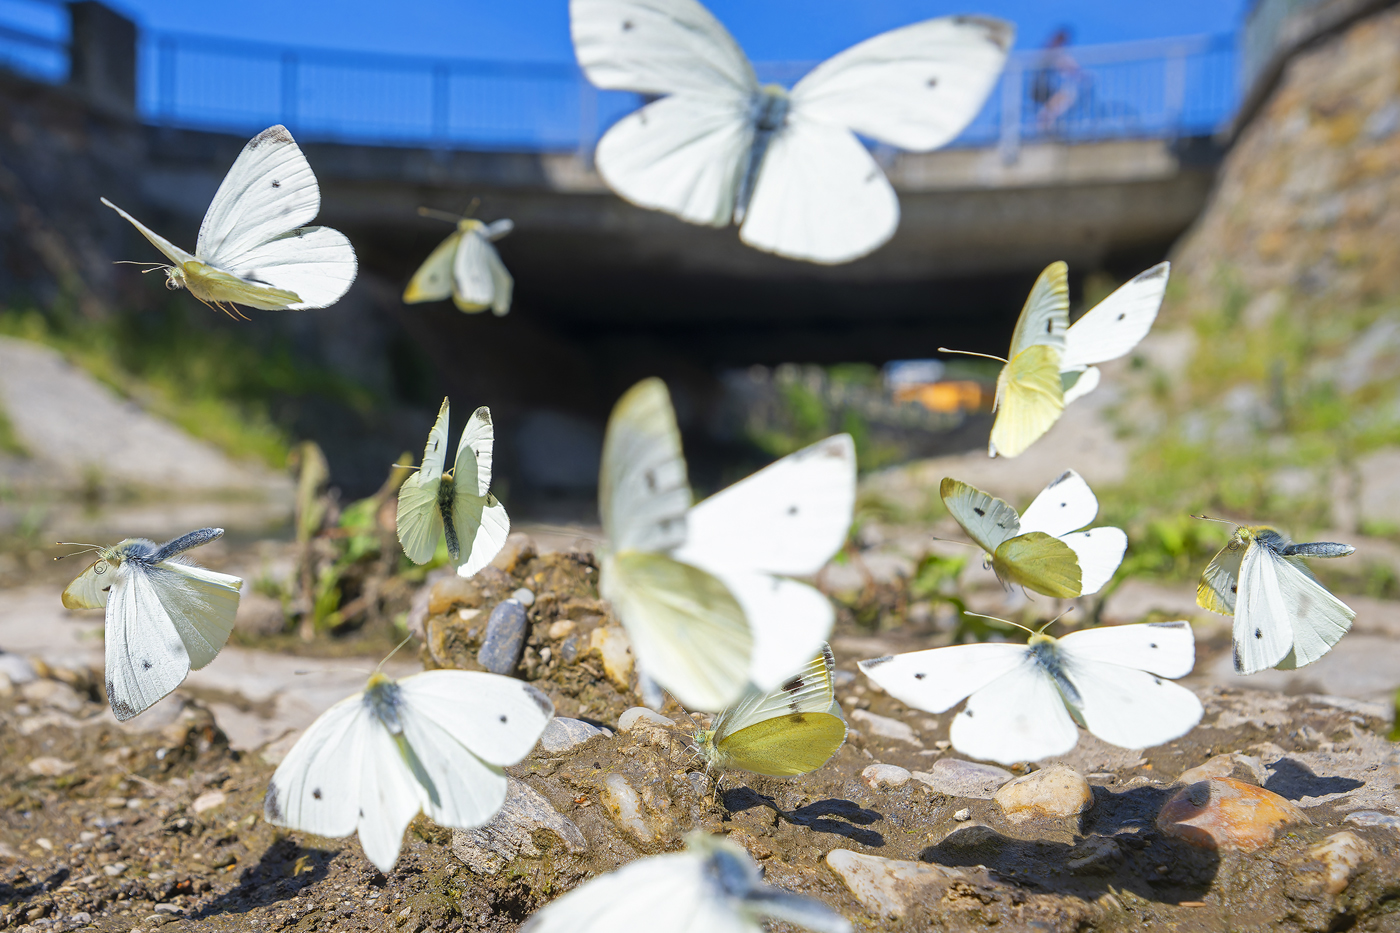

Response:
(260, 730), (301, 766)
(511, 587), (536, 606)
(849, 709), (919, 745)
(1297, 831), (1374, 895)
(490, 533), (536, 573)
(912, 758), (1013, 799)
(452, 778), (586, 874)
(618, 707), (676, 742)
(1344, 810), (1400, 831)
(405, 567), (455, 639)
(953, 808), (971, 821)
(1066, 835), (1122, 874)
(1178, 752), (1267, 786)
(589, 625), (634, 690)
(103, 862), (127, 877)
(0, 652), (35, 685)
(26, 756), (75, 777)
(21, 678), (84, 712)
(233, 591), (285, 637)
(1157, 778), (1308, 852)
(191, 791), (226, 815)
(994, 766), (1094, 824)
(427, 574), (482, 616)
(478, 599), (528, 675)
(599, 774), (654, 843)
(538, 718), (608, 754)
(826, 849), (963, 920)
(547, 620), (575, 640)
(861, 764), (911, 789)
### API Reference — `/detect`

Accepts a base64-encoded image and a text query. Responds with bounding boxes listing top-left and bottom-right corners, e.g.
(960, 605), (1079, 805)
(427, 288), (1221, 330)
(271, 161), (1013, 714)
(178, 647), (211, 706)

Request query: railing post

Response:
(431, 62), (450, 147)
(999, 56), (1022, 165)
(280, 50), (298, 129)
(1164, 44), (1187, 137)
(157, 34), (176, 124)
(577, 69), (597, 164)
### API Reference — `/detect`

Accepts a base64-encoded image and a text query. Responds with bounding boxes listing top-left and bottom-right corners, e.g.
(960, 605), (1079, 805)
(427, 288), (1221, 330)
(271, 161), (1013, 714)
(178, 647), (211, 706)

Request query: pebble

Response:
(233, 592), (285, 636)
(191, 790), (227, 815)
(1157, 778), (1307, 852)
(849, 709), (919, 745)
(68, 912), (91, 925)
(912, 758), (1013, 799)
(427, 574), (479, 615)
(103, 862), (127, 877)
(994, 766), (1094, 823)
(1302, 831), (1374, 895)
(589, 626), (635, 689)
(599, 774), (654, 843)
(452, 778), (586, 874)
(618, 707), (674, 732)
(1344, 810), (1400, 831)
(953, 808), (972, 822)
(861, 764), (911, 789)
(21, 678), (83, 713)
(0, 652), (36, 685)
(1066, 835), (1123, 874)
(26, 756), (75, 777)
(478, 599), (528, 674)
(538, 718), (608, 754)
(826, 850), (963, 920)
(547, 620), (576, 640)
(1178, 752), (1267, 785)
(511, 587), (536, 607)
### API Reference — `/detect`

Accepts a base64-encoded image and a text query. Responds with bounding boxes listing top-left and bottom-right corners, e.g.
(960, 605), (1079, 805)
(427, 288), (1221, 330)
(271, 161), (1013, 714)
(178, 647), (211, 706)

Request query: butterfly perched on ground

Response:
(396, 397), (510, 577)
(944, 261), (1169, 458)
(521, 831), (852, 933)
(941, 470), (1126, 599)
(402, 208), (514, 316)
(61, 528), (242, 721)
(570, 0), (1011, 265)
(859, 620), (1202, 765)
(1196, 523), (1356, 675)
(695, 645), (846, 777)
(264, 669), (553, 873)
(101, 125), (357, 317)
(598, 378), (854, 711)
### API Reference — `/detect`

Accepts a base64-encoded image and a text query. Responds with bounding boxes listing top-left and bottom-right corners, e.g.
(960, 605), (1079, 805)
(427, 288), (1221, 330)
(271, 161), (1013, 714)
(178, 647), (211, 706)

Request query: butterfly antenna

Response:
(294, 665), (371, 676)
(417, 206), (464, 224)
(963, 610), (1038, 637)
(525, 523), (606, 545)
(53, 542), (103, 560)
(464, 197), (481, 217)
(937, 347), (1009, 364)
(927, 534), (980, 550)
(1035, 606), (1076, 635)
(1191, 513), (1236, 526)
(376, 634), (416, 673)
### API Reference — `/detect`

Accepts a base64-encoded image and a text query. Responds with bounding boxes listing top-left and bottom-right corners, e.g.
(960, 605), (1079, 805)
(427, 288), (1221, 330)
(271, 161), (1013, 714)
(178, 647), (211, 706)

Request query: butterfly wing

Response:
(712, 646), (837, 740)
(599, 378), (691, 554)
(100, 198), (196, 267)
(104, 564), (193, 721)
(992, 532), (1082, 598)
(600, 551), (750, 711)
(1056, 527), (1127, 596)
(570, 0), (756, 97)
(196, 125), (320, 264)
(951, 656), (1080, 764)
(63, 557), (117, 609)
(1017, 469), (1099, 538)
(1197, 539), (1243, 615)
(737, 115), (898, 264)
(857, 643), (1028, 714)
(1058, 655), (1203, 751)
(521, 851), (732, 933)
(709, 712), (847, 776)
(1060, 262), (1170, 372)
(789, 15), (1011, 152)
(355, 716), (430, 873)
(989, 344), (1065, 458)
(208, 225), (357, 310)
(403, 229), (461, 304)
(456, 406), (495, 498)
(710, 572), (834, 693)
(1061, 365), (1102, 406)
(397, 399), (451, 564)
(451, 493), (511, 579)
(1058, 621), (1196, 679)
(939, 477), (1020, 554)
(485, 238), (513, 316)
(264, 692), (369, 839)
(155, 560), (242, 670)
(1007, 261), (1070, 359)
(678, 434), (854, 577)
(1232, 541), (1295, 675)
(1273, 557), (1354, 669)
(451, 223), (498, 313)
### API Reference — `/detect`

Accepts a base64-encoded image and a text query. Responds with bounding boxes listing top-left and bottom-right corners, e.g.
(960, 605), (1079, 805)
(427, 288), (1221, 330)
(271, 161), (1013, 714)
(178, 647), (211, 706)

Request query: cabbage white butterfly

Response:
(571, 0), (1011, 265)
(598, 378), (854, 711)
(101, 125), (357, 316)
(264, 668), (553, 873)
(403, 209), (514, 316)
(859, 619), (1202, 765)
(396, 397), (510, 578)
(1196, 523), (1356, 675)
(61, 528), (241, 722)
(521, 831), (852, 933)
(695, 645), (846, 777)
(942, 262), (1169, 458)
(941, 470), (1126, 598)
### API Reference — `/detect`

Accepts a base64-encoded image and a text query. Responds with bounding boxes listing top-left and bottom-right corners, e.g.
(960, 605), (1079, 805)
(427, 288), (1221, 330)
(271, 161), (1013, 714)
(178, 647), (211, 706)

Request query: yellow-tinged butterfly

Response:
(61, 528), (242, 721)
(941, 470), (1126, 598)
(695, 645), (846, 777)
(396, 397), (510, 577)
(1196, 523), (1355, 675)
(402, 208), (514, 316)
(101, 125), (356, 317)
(942, 261), (1169, 458)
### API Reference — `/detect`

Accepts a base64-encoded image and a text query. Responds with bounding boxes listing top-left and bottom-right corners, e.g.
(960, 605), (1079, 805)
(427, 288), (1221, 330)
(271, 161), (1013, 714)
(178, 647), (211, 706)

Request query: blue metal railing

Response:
(0, 2), (1240, 155)
(0, 0), (68, 82)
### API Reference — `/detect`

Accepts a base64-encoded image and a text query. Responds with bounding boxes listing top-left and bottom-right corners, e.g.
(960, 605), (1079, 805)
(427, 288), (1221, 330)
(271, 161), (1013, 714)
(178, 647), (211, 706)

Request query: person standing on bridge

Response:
(1031, 27), (1086, 135)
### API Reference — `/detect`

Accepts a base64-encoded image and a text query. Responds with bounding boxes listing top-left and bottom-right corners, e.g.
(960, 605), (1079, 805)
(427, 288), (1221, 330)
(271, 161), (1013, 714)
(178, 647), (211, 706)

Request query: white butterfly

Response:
(521, 831), (851, 933)
(402, 212), (514, 316)
(102, 125), (357, 316)
(61, 528), (242, 722)
(264, 669), (553, 874)
(598, 378), (855, 711)
(396, 397), (510, 577)
(859, 621), (1203, 765)
(570, 0), (1011, 265)
(1196, 524), (1356, 675)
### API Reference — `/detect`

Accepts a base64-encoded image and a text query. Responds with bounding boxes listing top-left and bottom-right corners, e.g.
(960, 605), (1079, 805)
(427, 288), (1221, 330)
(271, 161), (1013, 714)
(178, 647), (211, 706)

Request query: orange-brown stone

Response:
(1157, 777), (1308, 852)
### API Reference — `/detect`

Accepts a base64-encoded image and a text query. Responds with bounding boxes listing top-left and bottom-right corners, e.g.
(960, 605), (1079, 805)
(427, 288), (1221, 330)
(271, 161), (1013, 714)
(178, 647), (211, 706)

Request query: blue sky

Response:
(84, 0), (1247, 61)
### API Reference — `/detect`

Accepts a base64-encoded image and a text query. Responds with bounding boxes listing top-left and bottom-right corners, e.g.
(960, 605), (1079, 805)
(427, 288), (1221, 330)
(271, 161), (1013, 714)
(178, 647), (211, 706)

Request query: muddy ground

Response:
(2, 541), (1399, 933)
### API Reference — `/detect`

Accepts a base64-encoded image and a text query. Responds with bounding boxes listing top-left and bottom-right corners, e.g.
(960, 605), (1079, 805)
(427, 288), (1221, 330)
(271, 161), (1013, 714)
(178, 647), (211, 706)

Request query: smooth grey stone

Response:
(538, 717), (608, 754)
(559, 634), (580, 663)
(912, 758), (1014, 799)
(478, 599), (528, 674)
(0, 652), (36, 684)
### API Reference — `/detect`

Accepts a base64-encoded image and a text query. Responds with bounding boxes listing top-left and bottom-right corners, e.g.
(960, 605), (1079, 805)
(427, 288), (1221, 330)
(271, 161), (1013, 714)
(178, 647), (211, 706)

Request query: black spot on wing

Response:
(312, 788), (322, 800)
(1116, 313), (1125, 321)
(926, 77), (938, 88)
(965, 709), (974, 718)
(264, 784), (282, 822)
(787, 505), (799, 516)
(271, 179), (281, 188)
(644, 470), (657, 492)
(142, 659), (152, 670)
(914, 672), (926, 680)
(1149, 642), (1157, 649)
(973, 507), (986, 517)
(621, 19), (634, 30)
(1254, 628), (1263, 639)
(499, 715), (508, 723)
(1046, 320), (1053, 333)
(781, 676), (805, 694)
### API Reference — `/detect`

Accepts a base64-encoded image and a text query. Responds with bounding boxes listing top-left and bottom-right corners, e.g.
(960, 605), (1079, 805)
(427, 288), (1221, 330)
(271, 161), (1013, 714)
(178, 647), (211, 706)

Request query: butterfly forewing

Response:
(993, 532), (1081, 597)
(858, 642), (1028, 714)
(403, 230), (462, 304)
(62, 557), (116, 610)
(1059, 654), (1202, 751)
(1056, 527), (1127, 596)
(1273, 555), (1354, 669)
(1007, 262), (1069, 359)
(104, 565), (196, 721)
(1232, 541), (1295, 674)
(197, 125), (320, 265)
(1057, 621), (1196, 679)
(989, 345), (1065, 458)
(939, 477), (1021, 553)
(396, 671), (554, 766)
(600, 378), (691, 553)
(1060, 262), (1170, 371)
(1017, 469), (1099, 538)
(704, 569), (834, 693)
(712, 647), (837, 741)
(950, 654), (1080, 764)
(264, 695), (366, 838)
(100, 198), (196, 268)
(451, 224), (500, 312)
(1197, 537), (1244, 615)
(157, 561), (242, 669)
